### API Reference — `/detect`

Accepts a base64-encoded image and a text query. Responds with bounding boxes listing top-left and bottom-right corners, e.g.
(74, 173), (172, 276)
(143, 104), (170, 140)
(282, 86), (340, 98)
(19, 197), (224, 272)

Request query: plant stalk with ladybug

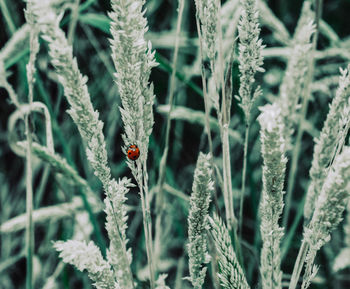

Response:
(110, 0), (158, 286)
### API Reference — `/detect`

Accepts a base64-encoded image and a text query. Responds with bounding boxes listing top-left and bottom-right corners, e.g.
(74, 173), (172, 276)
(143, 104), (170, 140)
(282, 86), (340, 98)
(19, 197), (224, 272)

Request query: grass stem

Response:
(288, 240), (309, 289)
(283, 0), (322, 229)
(25, 12), (38, 287)
(239, 122), (250, 240)
(67, 0), (81, 45)
(154, 0), (185, 270)
(0, 0), (16, 34)
(194, 14), (220, 214)
(25, 111), (34, 289)
(138, 163), (155, 289)
(217, 0), (236, 234)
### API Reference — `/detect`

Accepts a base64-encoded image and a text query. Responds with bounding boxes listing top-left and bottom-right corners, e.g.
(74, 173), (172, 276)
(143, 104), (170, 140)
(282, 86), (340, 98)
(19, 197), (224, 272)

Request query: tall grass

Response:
(1, 0), (350, 289)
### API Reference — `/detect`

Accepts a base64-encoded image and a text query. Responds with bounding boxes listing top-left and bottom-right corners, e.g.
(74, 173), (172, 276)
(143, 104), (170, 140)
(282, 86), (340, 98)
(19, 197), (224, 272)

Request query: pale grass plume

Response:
(333, 200), (350, 272)
(109, 0), (157, 286)
(281, 0), (317, 232)
(194, 0), (219, 61)
(277, 1), (315, 150)
(293, 0), (315, 41)
(30, 4), (112, 186)
(109, 0), (157, 161)
(0, 23), (29, 64)
(31, 1), (111, 203)
(71, 211), (94, 241)
(208, 214), (250, 289)
(0, 61), (20, 107)
(237, 0), (265, 240)
(0, 23), (30, 107)
(236, 0), (265, 122)
(300, 249), (319, 289)
(305, 146), (350, 252)
(30, 1), (134, 288)
(258, 103), (287, 289)
(289, 147), (350, 289)
(187, 152), (213, 289)
(104, 177), (134, 286)
(304, 64), (350, 222)
(155, 274), (171, 289)
(333, 246), (350, 272)
(54, 240), (119, 289)
(193, 0), (223, 229)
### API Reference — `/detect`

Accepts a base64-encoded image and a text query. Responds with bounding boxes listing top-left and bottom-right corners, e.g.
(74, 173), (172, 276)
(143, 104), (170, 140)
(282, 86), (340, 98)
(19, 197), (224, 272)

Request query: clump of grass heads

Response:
(108, 0), (158, 287)
(304, 64), (350, 223)
(237, 0), (265, 237)
(3, 0), (350, 289)
(289, 147), (350, 289)
(208, 213), (250, 289)
(282, 0), (317, 228)
(186, 152), (213, 288)
(258, 103), (287, 289)
(277, 1), (315, 151)
(29, 1), (134, 288)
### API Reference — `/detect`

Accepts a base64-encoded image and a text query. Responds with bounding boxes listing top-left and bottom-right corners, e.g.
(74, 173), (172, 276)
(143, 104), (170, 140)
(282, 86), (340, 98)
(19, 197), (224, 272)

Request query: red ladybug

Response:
(127, 144), (140, 161)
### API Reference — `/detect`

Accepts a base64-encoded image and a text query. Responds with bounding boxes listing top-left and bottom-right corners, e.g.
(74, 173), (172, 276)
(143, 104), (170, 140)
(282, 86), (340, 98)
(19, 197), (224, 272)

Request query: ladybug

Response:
(127, 144), (140, 161)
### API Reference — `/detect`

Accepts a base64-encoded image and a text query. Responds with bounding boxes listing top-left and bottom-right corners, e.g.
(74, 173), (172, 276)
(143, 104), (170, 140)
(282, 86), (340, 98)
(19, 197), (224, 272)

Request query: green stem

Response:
(78, 0), (96, 12)
(194, 13), (220, 214)
(283, 120), (304, 228)
(217, 0), (236, 235)
(230, 221), (244, 269)
(67, 0), (81, 45)
(281, 194), (306, 261)
(288, 240), (309, 289)
(239, 122), (250, 240)
(154, 0), (185, 269)
(138, 160), (155, 289)
(198, 33), (214, 170)
(25, 113), (34, 289)
(0, 0), (16, 34)
(25, 14), (37, 287)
